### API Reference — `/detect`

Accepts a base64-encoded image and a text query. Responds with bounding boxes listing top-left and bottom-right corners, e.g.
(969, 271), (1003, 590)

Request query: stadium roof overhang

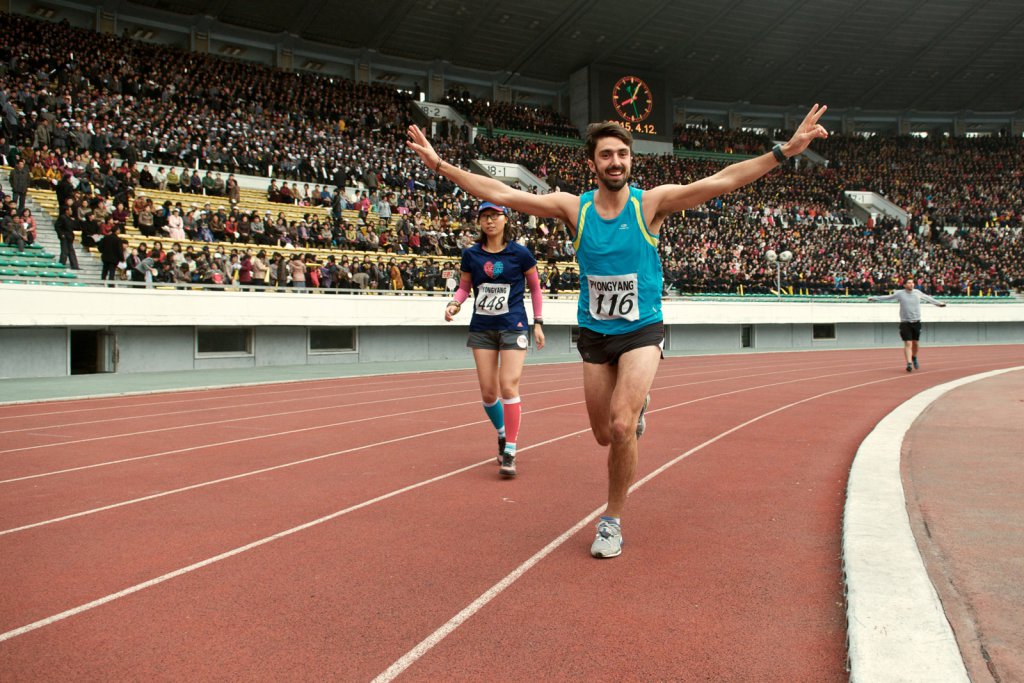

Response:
(111, 0), (1024, 113)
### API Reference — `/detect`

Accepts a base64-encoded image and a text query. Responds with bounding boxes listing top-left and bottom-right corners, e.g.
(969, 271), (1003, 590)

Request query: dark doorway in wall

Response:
(70, 330), (116, 375)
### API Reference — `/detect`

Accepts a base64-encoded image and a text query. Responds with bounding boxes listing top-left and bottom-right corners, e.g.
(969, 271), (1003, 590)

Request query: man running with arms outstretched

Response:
(868, 276), (947, 372)
(407, 104), (829, 558)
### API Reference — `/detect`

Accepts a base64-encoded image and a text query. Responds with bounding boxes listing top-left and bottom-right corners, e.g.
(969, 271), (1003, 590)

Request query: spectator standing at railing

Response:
(53, 204), (79, 269)
(98, 232), (125, 283)
(287, 253), (306, 289)
(377, 194), (392, 227)
(226, 174), (240, 205)
(238, 253), (253, 288)
(8, 158), (28, 211)
(251, 250), (268, 287)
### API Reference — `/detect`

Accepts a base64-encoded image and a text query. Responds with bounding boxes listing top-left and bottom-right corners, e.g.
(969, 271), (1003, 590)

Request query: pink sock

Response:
(502, 396), (522, 447)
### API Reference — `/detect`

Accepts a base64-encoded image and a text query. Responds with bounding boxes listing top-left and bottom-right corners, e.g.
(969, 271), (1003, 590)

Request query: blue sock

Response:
(483, 400), (504, 432)
(504, 442), (517, 456)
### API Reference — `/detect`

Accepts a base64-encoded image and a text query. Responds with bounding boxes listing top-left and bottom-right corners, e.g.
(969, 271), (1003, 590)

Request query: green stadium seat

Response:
(0, 268), (15, 276)
(57, 271), (78, 279)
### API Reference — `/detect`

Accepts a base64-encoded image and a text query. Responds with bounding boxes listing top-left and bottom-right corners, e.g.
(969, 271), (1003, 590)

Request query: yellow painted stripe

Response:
(574, 201), (591, 252)
(631, 196), (658, 248)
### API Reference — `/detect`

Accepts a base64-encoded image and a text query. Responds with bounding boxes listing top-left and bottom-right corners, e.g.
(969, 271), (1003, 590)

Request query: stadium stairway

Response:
(24, 191), (104, 285)
(0, 176), (100, 285)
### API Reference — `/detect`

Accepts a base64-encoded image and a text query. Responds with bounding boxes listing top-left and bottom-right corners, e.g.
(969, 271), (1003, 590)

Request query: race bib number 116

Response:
(588, 274), (639, 321)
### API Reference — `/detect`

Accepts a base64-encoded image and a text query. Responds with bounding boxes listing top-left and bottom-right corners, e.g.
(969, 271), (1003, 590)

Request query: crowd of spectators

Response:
(103, 236), (582, 294)
(2, 12), (1022, 296)
(0, 12), (482, 250)
(441, 92), (579, 139)
(819, 135), (1024, 230)
(478, 132), (1023, 295)
(108, 237), (468, 292)
(673, 122), (773, 155)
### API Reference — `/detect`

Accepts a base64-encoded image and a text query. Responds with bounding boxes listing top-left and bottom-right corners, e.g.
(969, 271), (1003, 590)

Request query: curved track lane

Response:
(0, 345), (1021, 681)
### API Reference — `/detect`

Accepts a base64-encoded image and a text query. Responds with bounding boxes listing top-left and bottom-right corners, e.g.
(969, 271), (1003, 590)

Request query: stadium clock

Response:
(612, 76), (654, 124)
(591, 67), (671, 142)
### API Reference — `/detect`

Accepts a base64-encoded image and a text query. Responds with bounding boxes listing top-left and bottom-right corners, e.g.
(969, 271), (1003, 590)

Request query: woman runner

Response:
(445, 201), (545, 477)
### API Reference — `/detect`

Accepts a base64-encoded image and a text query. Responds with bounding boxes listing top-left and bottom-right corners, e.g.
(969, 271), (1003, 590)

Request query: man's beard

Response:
(598, 166), (629, 191)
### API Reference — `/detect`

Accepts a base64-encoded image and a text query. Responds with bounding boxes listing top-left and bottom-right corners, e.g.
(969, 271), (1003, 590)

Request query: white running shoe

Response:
(590, 518), (623, 558)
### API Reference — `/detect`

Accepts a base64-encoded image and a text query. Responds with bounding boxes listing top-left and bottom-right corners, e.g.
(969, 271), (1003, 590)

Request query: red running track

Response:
(1, 345), (1022, 681)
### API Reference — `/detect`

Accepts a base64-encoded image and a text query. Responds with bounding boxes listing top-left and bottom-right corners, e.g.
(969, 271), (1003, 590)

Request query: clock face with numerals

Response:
(611, 76), (653, 123)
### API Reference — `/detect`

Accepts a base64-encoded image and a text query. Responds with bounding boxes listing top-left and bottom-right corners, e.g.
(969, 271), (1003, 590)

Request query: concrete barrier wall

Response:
(1, 285), (1021, 379)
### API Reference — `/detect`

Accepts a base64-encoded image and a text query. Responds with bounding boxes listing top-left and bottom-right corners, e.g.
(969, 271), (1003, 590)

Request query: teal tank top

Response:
(573, 186), (663, 334)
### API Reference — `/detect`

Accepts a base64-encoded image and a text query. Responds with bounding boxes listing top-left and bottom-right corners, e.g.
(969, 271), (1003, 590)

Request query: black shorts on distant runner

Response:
(899, 321), (922, 342)
(576, 321), (665, 365)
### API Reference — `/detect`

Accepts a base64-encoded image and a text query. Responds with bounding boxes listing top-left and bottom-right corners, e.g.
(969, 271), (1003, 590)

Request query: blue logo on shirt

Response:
(486, 260), (504, 278)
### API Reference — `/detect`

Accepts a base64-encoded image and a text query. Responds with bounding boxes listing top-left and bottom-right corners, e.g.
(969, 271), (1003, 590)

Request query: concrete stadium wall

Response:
(0, 285), (1021, 379)
(666, 322), (1024, 355)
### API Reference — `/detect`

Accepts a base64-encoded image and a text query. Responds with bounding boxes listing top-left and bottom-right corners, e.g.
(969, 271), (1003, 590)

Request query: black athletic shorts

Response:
(467, 329), (530, 351)
(576, 321), (665, 365)
(899, 321), (922, 342)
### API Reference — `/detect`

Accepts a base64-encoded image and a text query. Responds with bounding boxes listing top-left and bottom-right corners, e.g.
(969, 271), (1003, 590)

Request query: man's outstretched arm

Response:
(406, 125), (578, 226)
(644, 104), (829, 219)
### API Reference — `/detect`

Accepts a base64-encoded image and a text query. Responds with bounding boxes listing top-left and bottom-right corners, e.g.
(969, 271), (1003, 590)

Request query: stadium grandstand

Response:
(2, 2), (1024, 682)
(1, 3), (1021, 374)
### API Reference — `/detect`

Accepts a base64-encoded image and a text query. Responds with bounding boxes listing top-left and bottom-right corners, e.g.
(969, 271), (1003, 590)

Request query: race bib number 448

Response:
(475, 282), (510, 316)
(588, 274), (639, 321)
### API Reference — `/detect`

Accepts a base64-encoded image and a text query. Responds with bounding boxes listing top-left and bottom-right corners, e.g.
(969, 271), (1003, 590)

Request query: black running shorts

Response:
(899, 321), (922, 342)
(576, 321), (665, 365)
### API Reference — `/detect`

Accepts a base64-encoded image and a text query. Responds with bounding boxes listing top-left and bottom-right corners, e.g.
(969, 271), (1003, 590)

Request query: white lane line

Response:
(843, 366), (1023, 683)
(1, 361), (893, 535)
(0, 359), (877, 507)
(0, 428), (583, 644)
(0, 362), (905, 651)
(1, 357), (868, 479)
(0, 362), (587, 424)
(0, 377), (486, 435)
(0, 361), (946, 645)
(0, 358), (786, 436)
(0, 413), (483, 536)
(372, 372), (914, 682)
(0, 367), (489, 418)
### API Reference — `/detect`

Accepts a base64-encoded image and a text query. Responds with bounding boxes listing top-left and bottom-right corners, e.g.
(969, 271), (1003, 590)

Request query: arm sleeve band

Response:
(526, 269), (543, 319)
(452, 276), (471, 305)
